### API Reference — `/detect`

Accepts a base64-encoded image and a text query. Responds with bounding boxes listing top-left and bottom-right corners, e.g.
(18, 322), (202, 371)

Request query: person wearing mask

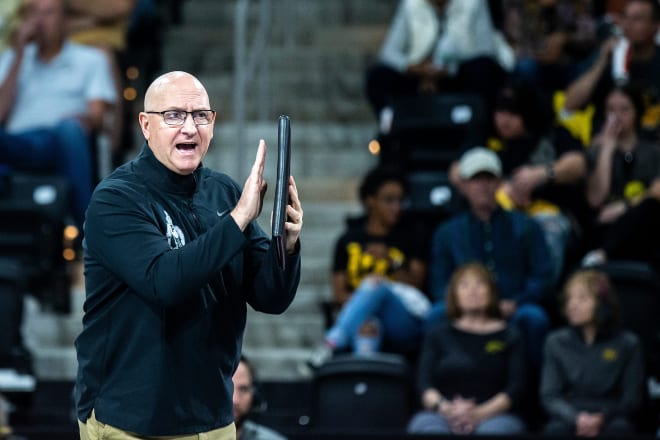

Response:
(74, 71), (303, 439)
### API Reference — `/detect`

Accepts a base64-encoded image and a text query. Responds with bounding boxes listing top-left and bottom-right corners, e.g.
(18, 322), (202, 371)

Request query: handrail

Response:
(233, 0), (272, 181)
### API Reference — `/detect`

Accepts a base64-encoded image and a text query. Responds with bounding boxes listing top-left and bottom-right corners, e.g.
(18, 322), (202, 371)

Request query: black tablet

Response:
(272, 115), (291, 268)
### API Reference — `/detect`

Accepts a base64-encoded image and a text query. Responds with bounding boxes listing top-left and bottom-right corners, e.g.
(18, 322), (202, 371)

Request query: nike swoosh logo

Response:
(217, 209), (229, 218)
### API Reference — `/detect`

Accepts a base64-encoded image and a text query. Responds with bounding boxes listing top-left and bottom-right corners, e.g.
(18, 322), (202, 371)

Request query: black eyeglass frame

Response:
(145, 109), (216, 126)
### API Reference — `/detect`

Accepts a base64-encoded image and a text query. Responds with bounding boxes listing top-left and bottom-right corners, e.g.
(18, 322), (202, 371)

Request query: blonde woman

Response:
(541, 269), (644, 436)
(409, 262), (526, 435)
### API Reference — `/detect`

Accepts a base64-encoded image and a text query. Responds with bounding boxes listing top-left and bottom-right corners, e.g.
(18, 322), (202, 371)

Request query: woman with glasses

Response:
(308, 165), (431, 367)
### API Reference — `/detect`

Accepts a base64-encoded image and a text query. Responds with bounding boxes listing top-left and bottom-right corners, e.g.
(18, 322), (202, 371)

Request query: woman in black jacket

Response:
(540, 268), (644, 436)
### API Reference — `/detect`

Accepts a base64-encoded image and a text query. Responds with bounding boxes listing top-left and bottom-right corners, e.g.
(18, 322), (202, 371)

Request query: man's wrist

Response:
(544, 163), (556, 182)
(431, 395), (447, 412)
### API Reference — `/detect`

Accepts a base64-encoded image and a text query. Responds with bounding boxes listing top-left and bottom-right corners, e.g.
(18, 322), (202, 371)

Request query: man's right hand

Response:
(231, 140), (267, 231)
(12, 16), (38, 52)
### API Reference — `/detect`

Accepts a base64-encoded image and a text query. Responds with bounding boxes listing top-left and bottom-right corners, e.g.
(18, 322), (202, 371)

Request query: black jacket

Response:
(75, 144), (301, 435)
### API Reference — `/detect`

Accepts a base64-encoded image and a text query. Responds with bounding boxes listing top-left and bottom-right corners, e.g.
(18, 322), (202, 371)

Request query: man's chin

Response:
(234, 414), (246, 430)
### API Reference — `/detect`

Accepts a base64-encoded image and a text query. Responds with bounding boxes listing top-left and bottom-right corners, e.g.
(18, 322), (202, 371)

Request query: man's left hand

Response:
(285, 176), (303, 253)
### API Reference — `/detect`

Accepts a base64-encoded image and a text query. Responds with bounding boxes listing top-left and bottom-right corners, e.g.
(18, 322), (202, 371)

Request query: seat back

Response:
(311, 353), (412, 433)
(0, 172), (71, 312)
(405, 169), (467, 226)
(381, 93), (488, 172)
(595, 260), (660, 378)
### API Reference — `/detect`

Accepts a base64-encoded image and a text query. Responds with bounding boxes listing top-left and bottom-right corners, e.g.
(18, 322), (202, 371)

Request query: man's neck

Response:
(38, 39), (64, 63)
(630, 40), (656, 62)
(618, 132), (638, 152)
(581, 324), (597, 345)
(471, 205), (495, 223)
(366, 217), (390, 236)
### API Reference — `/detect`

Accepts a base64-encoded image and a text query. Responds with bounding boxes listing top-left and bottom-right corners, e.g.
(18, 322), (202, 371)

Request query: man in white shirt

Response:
(0, 0), (116, 227)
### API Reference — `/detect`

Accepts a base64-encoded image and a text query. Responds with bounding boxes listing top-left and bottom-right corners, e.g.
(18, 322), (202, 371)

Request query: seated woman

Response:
(408, 262), (526, 435)
(581, 85), (660, 269)
(308, 166), (430, 367)
(541, 268), (644, 437)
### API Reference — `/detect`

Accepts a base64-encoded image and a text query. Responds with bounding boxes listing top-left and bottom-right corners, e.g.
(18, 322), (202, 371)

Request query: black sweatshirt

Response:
(540, 326), (644, 424)
(74, 144), (301, 435)
(416, 322), (526, 407)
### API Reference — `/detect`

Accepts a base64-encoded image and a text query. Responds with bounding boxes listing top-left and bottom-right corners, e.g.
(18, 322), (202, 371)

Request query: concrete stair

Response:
(25, 0), (396, 381)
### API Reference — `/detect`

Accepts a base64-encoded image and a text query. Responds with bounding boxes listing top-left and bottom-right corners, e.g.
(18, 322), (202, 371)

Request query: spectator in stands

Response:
(503, 0), (599, 103)
(0, 0), (116, 228)
(581, 84), (660, 270)
(308, 166), (430, 367)
(74, 71), (303, 438)
(66, 0), (137, 164)
(0, 393), (10, 438)
(0, 0), (22, 53)
(540, 268), (644, 436)
(561, 0), (660, 140)
(233, 356), (287, 440)
(408, 262), (526, 435)
(449, 83), (589, 282)
(365, 0), (513, 131)
(66, 0), (164, 167)
(429, 147), (553, 368)
(67, 0), (135, 50)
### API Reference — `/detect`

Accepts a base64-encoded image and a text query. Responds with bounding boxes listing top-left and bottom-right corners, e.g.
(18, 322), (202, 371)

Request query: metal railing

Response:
(233, 0), (272, 180)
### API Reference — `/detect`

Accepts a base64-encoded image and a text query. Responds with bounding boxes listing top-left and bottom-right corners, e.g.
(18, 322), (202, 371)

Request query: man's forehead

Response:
(145, 72), (209, 108)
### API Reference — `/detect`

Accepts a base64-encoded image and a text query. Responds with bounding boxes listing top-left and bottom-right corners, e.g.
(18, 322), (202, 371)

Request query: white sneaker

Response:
(307, 344), (334, 369)
(581, 249), (607, 267)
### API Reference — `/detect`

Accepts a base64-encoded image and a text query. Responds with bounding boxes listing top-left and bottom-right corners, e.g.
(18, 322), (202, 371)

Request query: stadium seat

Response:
(311, 353), (412, 434)
(593, 260), (660, 378)
(379, 93), (488, 172)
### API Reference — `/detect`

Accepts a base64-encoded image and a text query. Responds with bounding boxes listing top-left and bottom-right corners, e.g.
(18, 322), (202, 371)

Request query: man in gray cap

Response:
(426, 147), (554, 367)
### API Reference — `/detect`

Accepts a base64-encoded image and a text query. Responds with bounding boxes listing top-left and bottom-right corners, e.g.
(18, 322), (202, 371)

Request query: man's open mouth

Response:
(176, 142), (196, 150)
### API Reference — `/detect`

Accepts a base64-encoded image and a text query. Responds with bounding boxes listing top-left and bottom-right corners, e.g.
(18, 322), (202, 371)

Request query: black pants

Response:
(543, 416), (635, 436)
(364, 56), (507, 118)
(0, 281), (23, 368)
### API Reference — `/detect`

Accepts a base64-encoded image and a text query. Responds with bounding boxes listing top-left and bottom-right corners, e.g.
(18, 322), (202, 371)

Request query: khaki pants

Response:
(78, 409), (236, 440)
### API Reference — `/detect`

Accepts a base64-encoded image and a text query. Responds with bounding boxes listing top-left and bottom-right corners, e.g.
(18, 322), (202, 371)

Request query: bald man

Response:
(74, 71), (303, 439)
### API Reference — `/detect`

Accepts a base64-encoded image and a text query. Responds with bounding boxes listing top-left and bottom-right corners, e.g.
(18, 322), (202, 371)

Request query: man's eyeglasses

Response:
(146, 110), (216, 126)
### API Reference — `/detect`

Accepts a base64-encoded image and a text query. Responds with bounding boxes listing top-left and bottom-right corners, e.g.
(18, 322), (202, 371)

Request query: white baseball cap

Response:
(458, 147), (502, 179)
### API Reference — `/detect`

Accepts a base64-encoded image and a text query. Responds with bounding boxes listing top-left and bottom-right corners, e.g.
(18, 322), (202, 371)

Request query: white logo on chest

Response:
(164, 209), (186, 249)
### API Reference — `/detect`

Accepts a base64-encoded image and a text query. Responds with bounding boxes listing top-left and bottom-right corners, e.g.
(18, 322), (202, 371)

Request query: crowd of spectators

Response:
(313, 0), (660, 436)
(1, 0), (660, 437)
(0, 0), (173, 436)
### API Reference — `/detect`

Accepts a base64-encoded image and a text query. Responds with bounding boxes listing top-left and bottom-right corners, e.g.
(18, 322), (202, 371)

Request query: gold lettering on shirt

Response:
(345, 241), (406, 290)
(602, 348), (618, 362)
(484, 339), (506, 354)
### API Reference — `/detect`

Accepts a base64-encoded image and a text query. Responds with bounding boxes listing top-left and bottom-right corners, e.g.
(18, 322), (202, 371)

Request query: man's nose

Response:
(181, 113), (197, 133)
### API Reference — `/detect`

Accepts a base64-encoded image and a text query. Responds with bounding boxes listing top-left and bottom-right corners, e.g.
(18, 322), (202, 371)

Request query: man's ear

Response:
(138, 112), (151, 141)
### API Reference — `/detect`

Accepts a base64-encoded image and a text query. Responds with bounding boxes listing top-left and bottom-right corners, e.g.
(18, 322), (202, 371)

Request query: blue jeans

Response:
(533, 212), (571, 283)
(408, 410), (525, 435)
(325, 279), (428, 353)
(0, 119), (94, 228)
(425, 301), (549, 368)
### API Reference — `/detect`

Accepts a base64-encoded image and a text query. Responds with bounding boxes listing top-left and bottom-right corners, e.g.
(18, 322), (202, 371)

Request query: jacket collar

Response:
(135, 142), (201, 195)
